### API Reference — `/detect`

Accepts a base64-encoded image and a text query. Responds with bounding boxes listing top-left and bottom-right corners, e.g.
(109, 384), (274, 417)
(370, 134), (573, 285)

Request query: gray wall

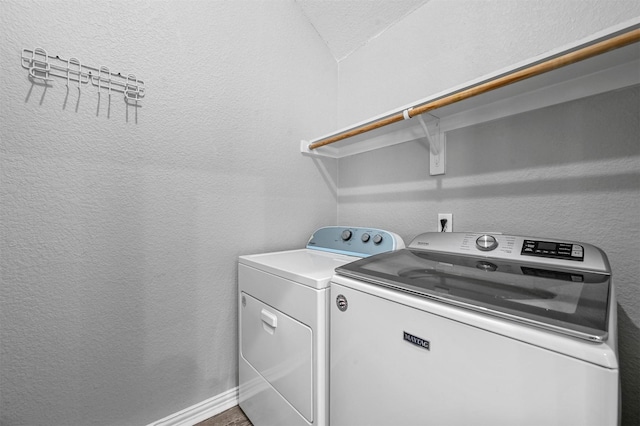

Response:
(335, 1), (640, 424)
(1, 1), (639, 425)
(0, 1), (337, 425)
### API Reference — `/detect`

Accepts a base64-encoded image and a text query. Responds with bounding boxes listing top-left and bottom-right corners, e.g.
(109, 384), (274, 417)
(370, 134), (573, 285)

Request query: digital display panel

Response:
(537, 242), (557, 251)
(521, 240), (582, 261)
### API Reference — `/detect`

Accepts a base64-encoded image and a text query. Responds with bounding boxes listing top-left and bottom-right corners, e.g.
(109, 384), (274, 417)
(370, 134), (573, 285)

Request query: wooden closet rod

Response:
(308, 26), (640, 151)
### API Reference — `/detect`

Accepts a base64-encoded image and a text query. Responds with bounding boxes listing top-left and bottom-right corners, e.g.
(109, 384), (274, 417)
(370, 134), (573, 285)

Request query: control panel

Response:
(521, 239), (584, 261)
(307, 226), (405, 257)
(408, 232), (609, 273)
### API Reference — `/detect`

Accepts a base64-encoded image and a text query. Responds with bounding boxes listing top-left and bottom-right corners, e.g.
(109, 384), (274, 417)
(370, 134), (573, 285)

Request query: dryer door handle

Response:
(261, 308), (278, 329)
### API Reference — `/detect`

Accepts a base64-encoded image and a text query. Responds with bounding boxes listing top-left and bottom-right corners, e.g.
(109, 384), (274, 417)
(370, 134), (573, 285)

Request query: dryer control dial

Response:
(476, 234), (498, 251)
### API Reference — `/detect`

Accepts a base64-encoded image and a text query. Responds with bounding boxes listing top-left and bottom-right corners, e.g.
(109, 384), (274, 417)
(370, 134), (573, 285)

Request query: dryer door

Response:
(241, 292), (313, 422)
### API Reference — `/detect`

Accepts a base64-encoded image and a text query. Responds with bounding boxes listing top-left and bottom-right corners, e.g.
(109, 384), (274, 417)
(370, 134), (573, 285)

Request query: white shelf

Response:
(301, 19), (640, 169)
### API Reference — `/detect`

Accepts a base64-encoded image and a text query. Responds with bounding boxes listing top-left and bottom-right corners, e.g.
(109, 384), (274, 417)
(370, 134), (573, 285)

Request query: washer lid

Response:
(239, 249), (358, 289)
(336, 248), (611, 342)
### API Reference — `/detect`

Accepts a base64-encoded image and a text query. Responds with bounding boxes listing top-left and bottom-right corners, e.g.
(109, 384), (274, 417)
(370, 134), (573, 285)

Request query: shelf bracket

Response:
(301, 139), (326, 157)
(414, 112), (446, 176)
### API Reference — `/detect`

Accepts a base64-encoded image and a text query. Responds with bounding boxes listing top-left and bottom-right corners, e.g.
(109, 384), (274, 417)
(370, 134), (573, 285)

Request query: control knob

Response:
(361, 233), (370, 243)
(341, 230), (352, 241)
(373, 234), (383, 245)
(476, 234), (498, 251)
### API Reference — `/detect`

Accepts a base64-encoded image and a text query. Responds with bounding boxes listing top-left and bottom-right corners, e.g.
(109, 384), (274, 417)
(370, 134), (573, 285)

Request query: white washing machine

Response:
(330, 232), (619, 426)
(238, 226), (404, 426)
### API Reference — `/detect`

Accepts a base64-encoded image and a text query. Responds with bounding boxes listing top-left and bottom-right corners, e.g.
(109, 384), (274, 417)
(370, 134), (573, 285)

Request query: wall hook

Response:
(124, 74), (141, 103)
(27, 47), (53, 82)
(21, 47), (145, 105)
(66, 57), (82, 90)
(98, 66), (112, 95)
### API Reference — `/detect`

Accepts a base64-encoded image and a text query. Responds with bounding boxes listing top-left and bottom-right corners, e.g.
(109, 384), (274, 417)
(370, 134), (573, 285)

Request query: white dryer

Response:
(238, 226), (404, 426)
(330, 232), (619, 426)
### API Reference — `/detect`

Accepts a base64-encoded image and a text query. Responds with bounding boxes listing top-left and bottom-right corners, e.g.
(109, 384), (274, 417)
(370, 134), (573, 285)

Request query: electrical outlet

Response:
(438, 213), (453, 232)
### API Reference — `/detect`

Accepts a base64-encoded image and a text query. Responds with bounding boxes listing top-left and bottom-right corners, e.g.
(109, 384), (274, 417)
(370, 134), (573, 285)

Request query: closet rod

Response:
(308, 26), (640, 151)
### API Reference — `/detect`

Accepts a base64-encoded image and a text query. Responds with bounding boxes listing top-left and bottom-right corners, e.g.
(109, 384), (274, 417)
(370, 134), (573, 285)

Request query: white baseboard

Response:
(147, 387), (239, 426)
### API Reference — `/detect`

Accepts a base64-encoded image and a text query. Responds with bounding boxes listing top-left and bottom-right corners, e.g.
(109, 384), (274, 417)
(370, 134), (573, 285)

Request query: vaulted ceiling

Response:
(296, 0), (431, 61)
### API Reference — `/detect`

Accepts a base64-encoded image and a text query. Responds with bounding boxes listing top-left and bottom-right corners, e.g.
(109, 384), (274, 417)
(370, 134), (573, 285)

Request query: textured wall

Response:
(338, 0), (640, 125)
(0, 1), (337, 425)
(335, 1), (640, 425)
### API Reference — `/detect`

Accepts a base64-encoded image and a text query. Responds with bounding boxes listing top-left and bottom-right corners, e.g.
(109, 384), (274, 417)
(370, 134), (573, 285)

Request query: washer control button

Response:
(571, 244), (584, 258)
(361, 233), (370, 243)
(476, 235), (498, 251)
(341, 230), (352, 241)
(373, 234), (383, 245)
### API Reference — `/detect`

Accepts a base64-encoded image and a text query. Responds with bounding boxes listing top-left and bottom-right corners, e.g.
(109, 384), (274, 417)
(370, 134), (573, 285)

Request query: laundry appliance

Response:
(238, 226), (404, 426)
(330, 232), (618, 426)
